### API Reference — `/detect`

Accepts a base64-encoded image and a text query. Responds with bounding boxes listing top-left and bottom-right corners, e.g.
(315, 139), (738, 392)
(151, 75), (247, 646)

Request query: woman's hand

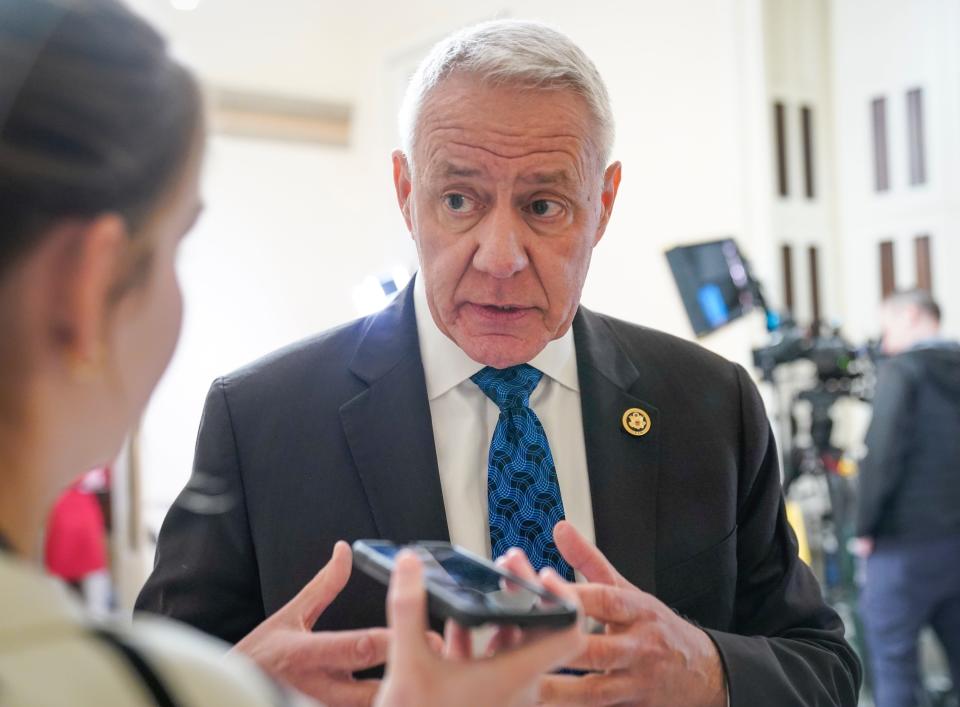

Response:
(375, 549), (584, 707)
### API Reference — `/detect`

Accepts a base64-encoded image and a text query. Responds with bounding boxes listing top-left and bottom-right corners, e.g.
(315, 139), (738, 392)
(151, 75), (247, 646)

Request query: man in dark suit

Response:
(138, 19), (860, 707)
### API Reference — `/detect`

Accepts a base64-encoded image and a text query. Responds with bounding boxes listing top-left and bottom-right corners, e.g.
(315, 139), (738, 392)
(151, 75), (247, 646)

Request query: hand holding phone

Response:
(373, 547), (585, 707)
(353, 540), (578, 629)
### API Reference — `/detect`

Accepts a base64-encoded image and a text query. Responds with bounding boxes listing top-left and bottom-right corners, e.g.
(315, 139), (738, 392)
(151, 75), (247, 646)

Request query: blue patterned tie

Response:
(471, 364), (574, 580)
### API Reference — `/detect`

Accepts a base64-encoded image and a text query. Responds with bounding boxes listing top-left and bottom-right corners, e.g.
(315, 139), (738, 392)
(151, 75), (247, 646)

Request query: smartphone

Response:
(352, 540), (578, 629)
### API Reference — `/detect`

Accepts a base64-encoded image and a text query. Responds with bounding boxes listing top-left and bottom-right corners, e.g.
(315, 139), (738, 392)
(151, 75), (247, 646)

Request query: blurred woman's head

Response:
(0, 0), (203, 483)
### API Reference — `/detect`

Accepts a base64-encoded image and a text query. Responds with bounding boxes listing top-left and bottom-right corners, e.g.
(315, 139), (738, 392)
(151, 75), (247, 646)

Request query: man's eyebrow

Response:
(431, 163), (573, 185)
(439, 162), (485, 178)
(519, 170), (573, 186)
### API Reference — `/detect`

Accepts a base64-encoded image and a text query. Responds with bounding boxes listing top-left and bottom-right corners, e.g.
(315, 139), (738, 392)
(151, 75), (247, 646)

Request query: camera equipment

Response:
(752, 320), (877, 480)
(666, 238), (875, 598)
(752, 323), (868, 385)
(665, 239), (758, 337)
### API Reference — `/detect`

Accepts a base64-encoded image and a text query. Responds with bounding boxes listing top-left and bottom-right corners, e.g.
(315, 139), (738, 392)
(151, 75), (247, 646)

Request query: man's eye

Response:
(444, 193), (475, 213)
(528, 199), (563, 217)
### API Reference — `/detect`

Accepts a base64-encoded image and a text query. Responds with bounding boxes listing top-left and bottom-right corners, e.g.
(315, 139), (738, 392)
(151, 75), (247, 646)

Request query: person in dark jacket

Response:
(856, 288), (960, 707)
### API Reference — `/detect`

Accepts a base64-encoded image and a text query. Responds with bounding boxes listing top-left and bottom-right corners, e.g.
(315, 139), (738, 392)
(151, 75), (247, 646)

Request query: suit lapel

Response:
(339, 281), (450, 543)
(574, 307), (660, 594)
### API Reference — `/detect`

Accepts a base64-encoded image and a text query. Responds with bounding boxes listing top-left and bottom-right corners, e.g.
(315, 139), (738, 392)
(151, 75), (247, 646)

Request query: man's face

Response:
(393, 73), (621, 369)
(880, 304), (907, 355)
(880, 302), (933, 355)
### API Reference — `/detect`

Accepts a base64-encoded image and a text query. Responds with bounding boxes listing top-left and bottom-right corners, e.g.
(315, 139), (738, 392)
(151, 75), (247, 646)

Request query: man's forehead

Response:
(412, 75), (600, 174)
(434, 159), (577, 186)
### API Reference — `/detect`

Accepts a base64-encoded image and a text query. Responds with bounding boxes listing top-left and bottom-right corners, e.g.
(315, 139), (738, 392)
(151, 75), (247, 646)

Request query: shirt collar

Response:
(413, 273), (580, 400)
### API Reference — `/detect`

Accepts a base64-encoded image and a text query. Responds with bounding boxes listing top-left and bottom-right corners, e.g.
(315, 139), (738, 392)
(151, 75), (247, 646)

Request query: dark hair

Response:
(0, 0), (201, 278)
(885, 288), (942, 322)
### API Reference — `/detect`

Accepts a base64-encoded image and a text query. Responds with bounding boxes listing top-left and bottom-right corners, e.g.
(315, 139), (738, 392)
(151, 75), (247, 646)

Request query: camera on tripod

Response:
(753, 322), (866, 386)
(752, 320), (876, 486)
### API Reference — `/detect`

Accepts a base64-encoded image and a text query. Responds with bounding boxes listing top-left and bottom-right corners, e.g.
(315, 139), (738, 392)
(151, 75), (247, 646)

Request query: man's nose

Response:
(471, 204), (528, 279)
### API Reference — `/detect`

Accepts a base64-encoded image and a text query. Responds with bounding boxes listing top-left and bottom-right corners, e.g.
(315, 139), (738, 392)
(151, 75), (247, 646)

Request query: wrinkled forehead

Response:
(411, 73), (604, 181)
(419, 143), (592, 192)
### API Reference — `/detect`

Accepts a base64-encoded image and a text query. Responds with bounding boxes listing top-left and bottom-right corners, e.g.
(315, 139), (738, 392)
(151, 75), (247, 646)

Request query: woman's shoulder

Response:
(120, 615), (316, 707)
(0, 554), (315, 707)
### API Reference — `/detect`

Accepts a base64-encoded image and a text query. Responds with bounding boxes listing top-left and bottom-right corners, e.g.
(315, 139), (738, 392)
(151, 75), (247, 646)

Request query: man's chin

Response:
(455, 333), (547, 370)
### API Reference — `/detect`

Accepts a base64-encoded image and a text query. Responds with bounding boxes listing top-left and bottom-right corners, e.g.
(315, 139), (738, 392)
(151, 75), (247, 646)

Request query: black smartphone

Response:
(352, 540), (578, 629)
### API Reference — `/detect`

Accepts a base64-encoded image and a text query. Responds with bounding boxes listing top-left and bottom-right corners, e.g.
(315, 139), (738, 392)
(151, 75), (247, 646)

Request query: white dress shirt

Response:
(413, 275), (597, 563)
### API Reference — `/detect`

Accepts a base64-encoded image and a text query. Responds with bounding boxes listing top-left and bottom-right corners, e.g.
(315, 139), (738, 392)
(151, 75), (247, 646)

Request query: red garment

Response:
(44, 479), (108, 581)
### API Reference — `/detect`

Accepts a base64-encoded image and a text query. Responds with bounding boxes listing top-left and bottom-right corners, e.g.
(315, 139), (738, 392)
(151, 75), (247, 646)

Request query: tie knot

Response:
(471, 364), (543, 411)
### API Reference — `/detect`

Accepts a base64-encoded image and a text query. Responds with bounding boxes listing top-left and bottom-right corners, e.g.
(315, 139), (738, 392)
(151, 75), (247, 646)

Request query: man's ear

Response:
(392, 150), (414, 233)
(53, 214), (128, 368)
(594, 161), (622, 246)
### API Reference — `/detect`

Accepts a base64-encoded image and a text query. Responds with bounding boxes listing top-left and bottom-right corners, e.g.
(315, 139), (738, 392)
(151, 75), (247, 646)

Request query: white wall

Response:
(831, 0), (960, 342)
(566, 0), (772, 356)
(764, 0), (843, 327)
(131, 0), (786, 545)
(139, 135), (421, 528)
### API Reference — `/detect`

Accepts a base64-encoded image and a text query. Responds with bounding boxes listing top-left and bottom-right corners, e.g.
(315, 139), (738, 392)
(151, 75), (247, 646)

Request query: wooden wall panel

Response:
(801, 106), (816, 199)
(871, 98), (889, 192)
(781, 244), (795, 313)
(879, 240), (896, 299)
(808, 245), (821, 326)
(906, 88), (927, 186)
(915, 235), (932, 292)
(774, 102), (789, 197)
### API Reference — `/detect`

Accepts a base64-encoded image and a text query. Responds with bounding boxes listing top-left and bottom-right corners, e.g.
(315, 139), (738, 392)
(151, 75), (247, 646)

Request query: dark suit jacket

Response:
(137, 282), (861, 706)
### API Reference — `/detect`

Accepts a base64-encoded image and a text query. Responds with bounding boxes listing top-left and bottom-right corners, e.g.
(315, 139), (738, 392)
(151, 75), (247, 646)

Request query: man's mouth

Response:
(467, 302), (533, 321)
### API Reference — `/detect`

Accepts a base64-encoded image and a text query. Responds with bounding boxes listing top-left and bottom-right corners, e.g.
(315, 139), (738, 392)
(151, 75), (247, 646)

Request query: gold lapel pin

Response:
(622, 407), (651, 437)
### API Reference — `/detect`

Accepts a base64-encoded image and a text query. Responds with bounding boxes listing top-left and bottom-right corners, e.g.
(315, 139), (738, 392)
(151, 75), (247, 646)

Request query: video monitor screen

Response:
(665, 239), (755, 337)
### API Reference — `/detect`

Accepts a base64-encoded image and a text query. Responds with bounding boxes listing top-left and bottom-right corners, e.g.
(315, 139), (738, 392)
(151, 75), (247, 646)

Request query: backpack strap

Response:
(90, 628), (179, 707)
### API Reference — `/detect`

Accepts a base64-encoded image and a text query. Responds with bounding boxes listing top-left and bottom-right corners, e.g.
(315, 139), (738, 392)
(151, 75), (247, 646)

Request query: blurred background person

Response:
(856, 289), (960, 707)
(44, 468), (113, 617)
(0, 0), (582, 704)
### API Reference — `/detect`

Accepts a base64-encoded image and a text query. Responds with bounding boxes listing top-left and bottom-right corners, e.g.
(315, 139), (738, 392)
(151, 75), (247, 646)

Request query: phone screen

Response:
(369, 543), (567, 614)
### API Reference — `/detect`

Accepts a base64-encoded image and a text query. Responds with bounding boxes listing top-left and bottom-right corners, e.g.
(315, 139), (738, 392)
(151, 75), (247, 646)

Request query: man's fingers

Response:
(385, 550), (430, 666)
(426, 630), (445, 656)
(539, 567), (581, 608)
(553, 521), (623, 586)
(485, 624), (522, 656)
(444, 619), (472, 660)
(480, 622), (584, 698)
(562, 633), (639, 672)
(498, 548), (540, 585)
(482, 631), (582, 698)
(291, 628), (391, 671)
(538, 672), (641, 706)
(571, 583), (652, 626)
(291, 540), (353, 629)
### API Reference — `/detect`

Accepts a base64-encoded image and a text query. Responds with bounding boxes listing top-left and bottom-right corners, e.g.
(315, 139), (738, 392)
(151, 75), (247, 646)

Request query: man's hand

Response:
(502, 522), (728, 707)
(374, 549), (585, 707)
(232, 541), (389, 706)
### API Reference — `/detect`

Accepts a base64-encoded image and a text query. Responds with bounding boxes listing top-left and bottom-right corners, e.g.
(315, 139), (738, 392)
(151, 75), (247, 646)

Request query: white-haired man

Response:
(139, 20), (861, 707)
